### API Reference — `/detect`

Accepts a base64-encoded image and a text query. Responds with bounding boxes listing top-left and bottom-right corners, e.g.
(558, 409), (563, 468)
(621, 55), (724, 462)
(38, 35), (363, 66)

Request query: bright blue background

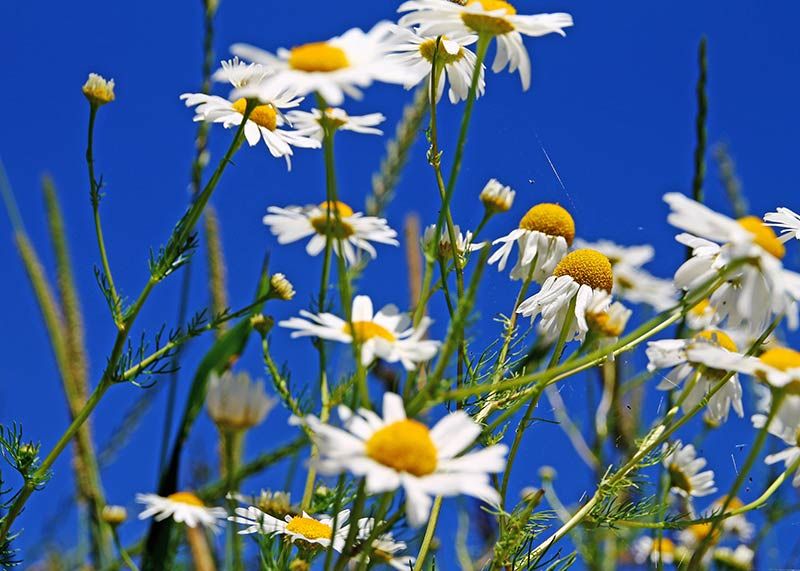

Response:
(2, 0), (800, 567)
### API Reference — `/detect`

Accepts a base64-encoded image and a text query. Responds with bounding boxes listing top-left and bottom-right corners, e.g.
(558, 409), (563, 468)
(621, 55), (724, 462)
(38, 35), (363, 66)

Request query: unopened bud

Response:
(270, 273), (295, 301)
(82, 73), (115, 106)
(102, 505), (128, 526)
(479, 179), (515, 213)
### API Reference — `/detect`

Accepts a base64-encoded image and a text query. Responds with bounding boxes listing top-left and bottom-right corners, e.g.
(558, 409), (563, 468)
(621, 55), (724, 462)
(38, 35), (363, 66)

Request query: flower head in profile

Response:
(136, 492), (227, 532)
(279, 295), (439, 370)
(422, 223), (485, 261)
(269, 273), (296, 301)
(574, 239), (676, 310)
(354, 519), (416, 570)
(517, 249), (614, 342)
(749, 385), (800, 486)
(480, 178), (515, 213)
(181, 60), (321, 169)
(230, 506), (351, 552)
(206, 370), (275, 431)
(631, 536), (679, 566)
(263, 201), (398, 265)
(647, 329), (744, 424)
(230, 22), (411, 105)
(285, 107), (385, 141)
(587, 300), (631, 346)
(398, 0), (573, 90)
(292, 392), (508, 527)
(489, 202), (575, 282)
(665, 193), (800, 335)
(82, 73), (115, 106)
(662, 440), (717, 498)
(385, 25), (485, 103)
(712, 545), (754, 571)
(764, 207), (800, 243)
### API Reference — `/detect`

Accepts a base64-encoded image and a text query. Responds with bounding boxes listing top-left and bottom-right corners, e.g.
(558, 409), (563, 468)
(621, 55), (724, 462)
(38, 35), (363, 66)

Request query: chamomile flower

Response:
(292, 392), (508, 528)
(707, 496), (754, 540)
(480, 178), (515, 213)
(181, 68), (320, 169)
(665, 193), (800, 335)
(82, 73), (115, 106)
(662, 441), (717, 498)
(587, 300), (631, 344)
(385, 25), (485, 104)
(489, 203), (575, 282)
(574, 239), (676, 310)
(136, 492), (227, 532)
(230, 22), (410, 106)
(352, 519), (415, 570)
(263, 201), (398, 265)
(212, 56), (271, 89)
(206, 370), (275, 431)
(284, 107), (385, 141)
(517, 249), (614, 342)
(422, 223), (485, 261)
(752, 389), (800, 449)
(713, 545), (754, 571)
(677, 522), (720, 550)
(764, 207), (800, 243)
(279, 295), (439, 370)
(230, 506), (351, 552)
(647, 329), (744, 423)
(398, 0), (573, 90)
(631, 536), (679, 565)
(686, 298), (719, 330)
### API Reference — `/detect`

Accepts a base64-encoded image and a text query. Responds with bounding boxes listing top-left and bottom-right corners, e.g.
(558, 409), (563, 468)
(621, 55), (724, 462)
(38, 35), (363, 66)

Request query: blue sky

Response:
(2, 0), (800, 567)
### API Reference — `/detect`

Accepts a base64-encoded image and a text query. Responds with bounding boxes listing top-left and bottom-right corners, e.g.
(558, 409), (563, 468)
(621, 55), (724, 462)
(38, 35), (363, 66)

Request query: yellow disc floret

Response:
(462, 0), (517, 35)
(553, 249), (613, 292)
(344, 321), (397, 343)
(693, 329), (739, 353)
(232, 98), (277, 131)
(419, 38), (466, 65)
(759, 347), (800, 371)
(519, 203), (576, 245)
(288, 42), (350, 72)
(285, 516), (333, 541)
(310, 201), (355, 238)
(365, 419), (438, 477)
(167, 492), (204, 507)
(738, 216), (786, 259)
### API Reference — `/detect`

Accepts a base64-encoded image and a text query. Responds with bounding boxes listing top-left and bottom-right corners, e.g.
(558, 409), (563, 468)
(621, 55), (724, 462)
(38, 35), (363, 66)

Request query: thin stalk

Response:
(222, 430), (244, 571)
(413, 496), (443, 571)
(112, 527), (140, 571)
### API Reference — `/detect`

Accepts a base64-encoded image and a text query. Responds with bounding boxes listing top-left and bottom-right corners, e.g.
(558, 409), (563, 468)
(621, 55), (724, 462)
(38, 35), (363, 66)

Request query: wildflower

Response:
(82, 73), (115, 105)
(292, 392), (508, 527)
(574, 239), (676, 310)
(712, 545), (754, 571)
(206, 370), (275, 431)
(398, 0), (573, 90)
(101, 505), (127, 526)
(677, 522), (720, 549)
(517, 249), (614, 342)
(662, 440), (717, 498)
(211, 56), (271, 89)
(353, 519), (416, 570)
(764, 207), (800, 243)
(631, 536), (679, 565)
(263, 201), (398, 265)
(750, 389), (800, 486)
(385, 25), (485, 103)
(489, 203), (575, 282)
(665, 193), (800, 335)
(587, 300), (631, 342)
(422, 223), (484, 260)
(181, 60), (320, 169)
(230, 22), (411, 105)
(686, 298), (718, 330)
(707, 496), (753, 540)
(647, 329), (745, 423)
(479, 178), (515, 213)
(269, 273), (296, 301)
(136, 492), (227, 532)
(230, 506), (351, 552)
(279, 295), (439, 370)
(285, 107), (385, 141)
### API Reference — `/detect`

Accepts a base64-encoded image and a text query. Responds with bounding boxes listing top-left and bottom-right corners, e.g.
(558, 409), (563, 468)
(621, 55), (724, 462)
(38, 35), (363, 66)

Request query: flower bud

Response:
(82, 73), (115, 106)
(102, 505), (128, 526)
(479, 179), (515, 213)
(270, 273), (296, 301)
(206, 370), (276, 431)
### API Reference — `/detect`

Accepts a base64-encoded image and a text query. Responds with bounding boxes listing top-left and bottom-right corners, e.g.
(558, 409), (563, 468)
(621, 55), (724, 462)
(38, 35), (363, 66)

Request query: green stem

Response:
(223, 430), (244, 571)
(413, 496), (443, 570)
(113, 527), (140, 571)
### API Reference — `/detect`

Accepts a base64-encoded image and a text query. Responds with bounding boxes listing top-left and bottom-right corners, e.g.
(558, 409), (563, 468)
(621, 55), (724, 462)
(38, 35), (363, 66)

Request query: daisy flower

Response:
(713, 545), (754, 571)
(764, 206), (800, 243)
(517, 249), (614, 342)
(574, 239), (676, 310)
(587, 300), (631, 345)
(230, 506), (351, 552)
(279, 295), (439, 370)
(686, 298), (719, 330)
(489, 203), (575, 282)
(352, 519), (415, 570)
(748, 384), (800, 487)
(677, 522), (720, 550)
(385, 25), (485, 104)
(699, 345), (800, 393)
(284, 107), (385, 141)
(136, 492), (227, 532)
(664, 192), (800, 335)
(263, 200), (398, 265)
(181, 61), (320, 169)
(707, 496), (754, 540)
(399, 0), (573, 90)
(422, 223), (485, 261)
(631, 536), (679, 566)
(230, 22), (411, 106)
(479, 178), (515, 213)
(206, 370), (275, 431)
(292, 392), (508, 527)
(646, 329), (744, 423)
(662, 440), (717, 498)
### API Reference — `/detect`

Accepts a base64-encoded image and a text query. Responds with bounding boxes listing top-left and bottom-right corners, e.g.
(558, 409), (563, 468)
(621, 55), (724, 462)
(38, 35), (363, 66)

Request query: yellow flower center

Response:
(653, 537), (675, 556)
(167, 492), (204, 507)
(288, 42), (350, 72)
(588, 311), (624, 337)
(689, 298), (712, 317)
(759, 347), (800, 371)
(419, 38), (466, 65)
(365, 419), (438, 477)
(232, 98), (277, 130)
(343, 321), (397, 343)
(738, 216), (785, 259)
(553, 249), (614, 292)
(462, 0), (517, 35)
(519, 203), (576, 245)
(309, 201), (355, 238)
(285, 516), (333, 540)
(693, 329), (739, 353)
(687, 522), (720, 544)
